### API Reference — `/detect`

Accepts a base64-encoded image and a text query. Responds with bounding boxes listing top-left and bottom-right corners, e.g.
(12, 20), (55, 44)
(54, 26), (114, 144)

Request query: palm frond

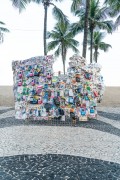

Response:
(52, 6), (69, 24)
(75, 7), (85, 17)
(71, 0), (83, 13)
(57, 22), (68, 35)
(0, 23), (9, 43)
(10, 0), (31, 12)
(66, 43), (79, 53)
(67, 38), (79, 47)
(64, 31), (74, 39)
(46, 31), (52, 39)
(31, 0), (42, 3)
(47, 30), (61, 39)
(0, 27), (10, 33)
(88, 30), (111, 62)
(96, 20), (113, 33)
(55, 0), (63, 2)
(115, 15), (120, 29)
(70, 21), (84, 36)
(104, 0), (120, 18)
(105, 0), (120, 10)
(0, 21), (5, 25)
(90, 0), (99, 18)
(96, 6), (108, 20)
(47, 40), (60, 51)
(54, 45), (61, 57)
(104, 6), (118, 17)
(93, 31), (106, 43)
(99, 42), (112, 51)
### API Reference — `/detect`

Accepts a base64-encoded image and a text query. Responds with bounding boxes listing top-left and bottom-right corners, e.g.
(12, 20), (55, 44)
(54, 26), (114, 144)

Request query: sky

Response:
(0, 0), (120, 86)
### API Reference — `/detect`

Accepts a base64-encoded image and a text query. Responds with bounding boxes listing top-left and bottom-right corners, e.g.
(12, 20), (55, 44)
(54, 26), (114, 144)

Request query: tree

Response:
(82, 0), (90, 58)
(11, 0), (68, 55)
(71, 0), (113, 63)
(88, 31), (112, 62)
(104, 0), (120, 29)
(0, 21), (9, 44)
(47, 22), (79, 74)
(89, 0), (113, 63)
(71, 0), (90, 59)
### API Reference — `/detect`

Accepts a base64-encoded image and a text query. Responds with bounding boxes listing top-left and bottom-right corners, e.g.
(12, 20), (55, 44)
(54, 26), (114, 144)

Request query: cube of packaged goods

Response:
(12, 55), (104, 121)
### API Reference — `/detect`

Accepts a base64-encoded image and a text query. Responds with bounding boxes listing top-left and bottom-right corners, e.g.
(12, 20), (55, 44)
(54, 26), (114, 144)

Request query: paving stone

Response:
(98, 111), (120, 121)
(0, 114), (120, 138)
(0, 107), (120, 179)
(0, 108), (14, 115)
(0, 154), (120, 180)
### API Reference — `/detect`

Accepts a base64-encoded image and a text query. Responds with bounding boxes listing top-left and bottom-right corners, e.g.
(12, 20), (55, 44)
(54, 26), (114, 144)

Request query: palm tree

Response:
(82, 0), (90, 58)
(71, 0), (113, 63)
(104, 0), (120, 28)
(0, 21), (9, 44)
(89, 0), (113, 63)
(88, 31), (112, 62)
(47, 22), (79, 74)
(11, 0), (68, 55)
(71, 0), (90, 59)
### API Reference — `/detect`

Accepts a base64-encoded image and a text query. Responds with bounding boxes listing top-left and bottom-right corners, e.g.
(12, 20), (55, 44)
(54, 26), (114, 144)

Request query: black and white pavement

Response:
(0, 107), (120, 180)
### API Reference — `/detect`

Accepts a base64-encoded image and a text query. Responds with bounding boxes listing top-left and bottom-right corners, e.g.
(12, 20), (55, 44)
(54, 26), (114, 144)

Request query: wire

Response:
(9, 28), (120, 33)
(10, 29), (43, 31)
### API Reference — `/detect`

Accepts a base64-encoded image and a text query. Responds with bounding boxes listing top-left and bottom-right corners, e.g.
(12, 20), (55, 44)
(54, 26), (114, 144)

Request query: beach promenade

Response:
(1, 86), (120, 107)
(0, 86), (120, 179)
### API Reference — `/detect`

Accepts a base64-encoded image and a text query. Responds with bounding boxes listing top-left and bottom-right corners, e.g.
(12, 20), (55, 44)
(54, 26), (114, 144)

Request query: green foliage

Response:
(0, 21), (9, 44)
(10, 0), (68, 55)
(52, 6), (69, 24)
(88, 0), (113, 33)
(10, 0), (119, 60)
(47, 22), (79, 56)
(105, 0), (120, 12)
(88, 31), (112, 62)
(70, 0), (113, 62)
(104, 0), (120, 28)
(47, 22), (79, 74)
(71, 1), (114, 33)
(10, 0), (32, 12)
(71, 0), (83, 13)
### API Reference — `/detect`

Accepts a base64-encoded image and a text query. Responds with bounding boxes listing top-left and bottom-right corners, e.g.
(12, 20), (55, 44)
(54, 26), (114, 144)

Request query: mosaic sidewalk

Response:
(0, 107), (120, 180)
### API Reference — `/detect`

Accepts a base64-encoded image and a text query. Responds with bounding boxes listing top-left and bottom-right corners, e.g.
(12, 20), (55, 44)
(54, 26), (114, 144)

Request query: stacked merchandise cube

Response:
(12, 55), (54, 120)
(67, 54), (105, 121)
(12, 54), (104, 122)
(89, 63), (105, 103)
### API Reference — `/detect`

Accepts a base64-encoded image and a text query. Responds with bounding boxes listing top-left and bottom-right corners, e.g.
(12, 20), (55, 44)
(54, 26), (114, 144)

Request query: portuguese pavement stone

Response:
(0, 107), (120, 179)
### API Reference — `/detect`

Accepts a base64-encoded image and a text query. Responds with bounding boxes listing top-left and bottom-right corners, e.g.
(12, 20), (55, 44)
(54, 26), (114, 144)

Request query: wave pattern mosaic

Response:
(12, 54), (104, 122)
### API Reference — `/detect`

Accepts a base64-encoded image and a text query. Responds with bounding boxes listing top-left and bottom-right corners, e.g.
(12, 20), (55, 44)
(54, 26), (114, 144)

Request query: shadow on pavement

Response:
(98, 111), (120, 121)
(0, 116), (120, 137)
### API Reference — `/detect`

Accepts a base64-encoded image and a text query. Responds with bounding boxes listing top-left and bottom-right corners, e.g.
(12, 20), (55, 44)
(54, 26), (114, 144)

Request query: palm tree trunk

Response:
(82, 0), (90, 58)
(95, 48), (98, 63)
(63, 61), (65, 75)
(44, 4), (48, 56)
(90, 28), (93, 63)
(62, 45), (66, 75)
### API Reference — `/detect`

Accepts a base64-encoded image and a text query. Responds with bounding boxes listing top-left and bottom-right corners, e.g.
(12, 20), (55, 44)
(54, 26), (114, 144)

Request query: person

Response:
(70, 106), (76, 126)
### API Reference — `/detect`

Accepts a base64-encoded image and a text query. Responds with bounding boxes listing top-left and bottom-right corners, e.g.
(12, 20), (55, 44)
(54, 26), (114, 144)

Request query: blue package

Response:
(44, 84), (48, 89)
(69, 96), (74, 104)
(90, 108), (95, 114)
(80, 109), (86, 116)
